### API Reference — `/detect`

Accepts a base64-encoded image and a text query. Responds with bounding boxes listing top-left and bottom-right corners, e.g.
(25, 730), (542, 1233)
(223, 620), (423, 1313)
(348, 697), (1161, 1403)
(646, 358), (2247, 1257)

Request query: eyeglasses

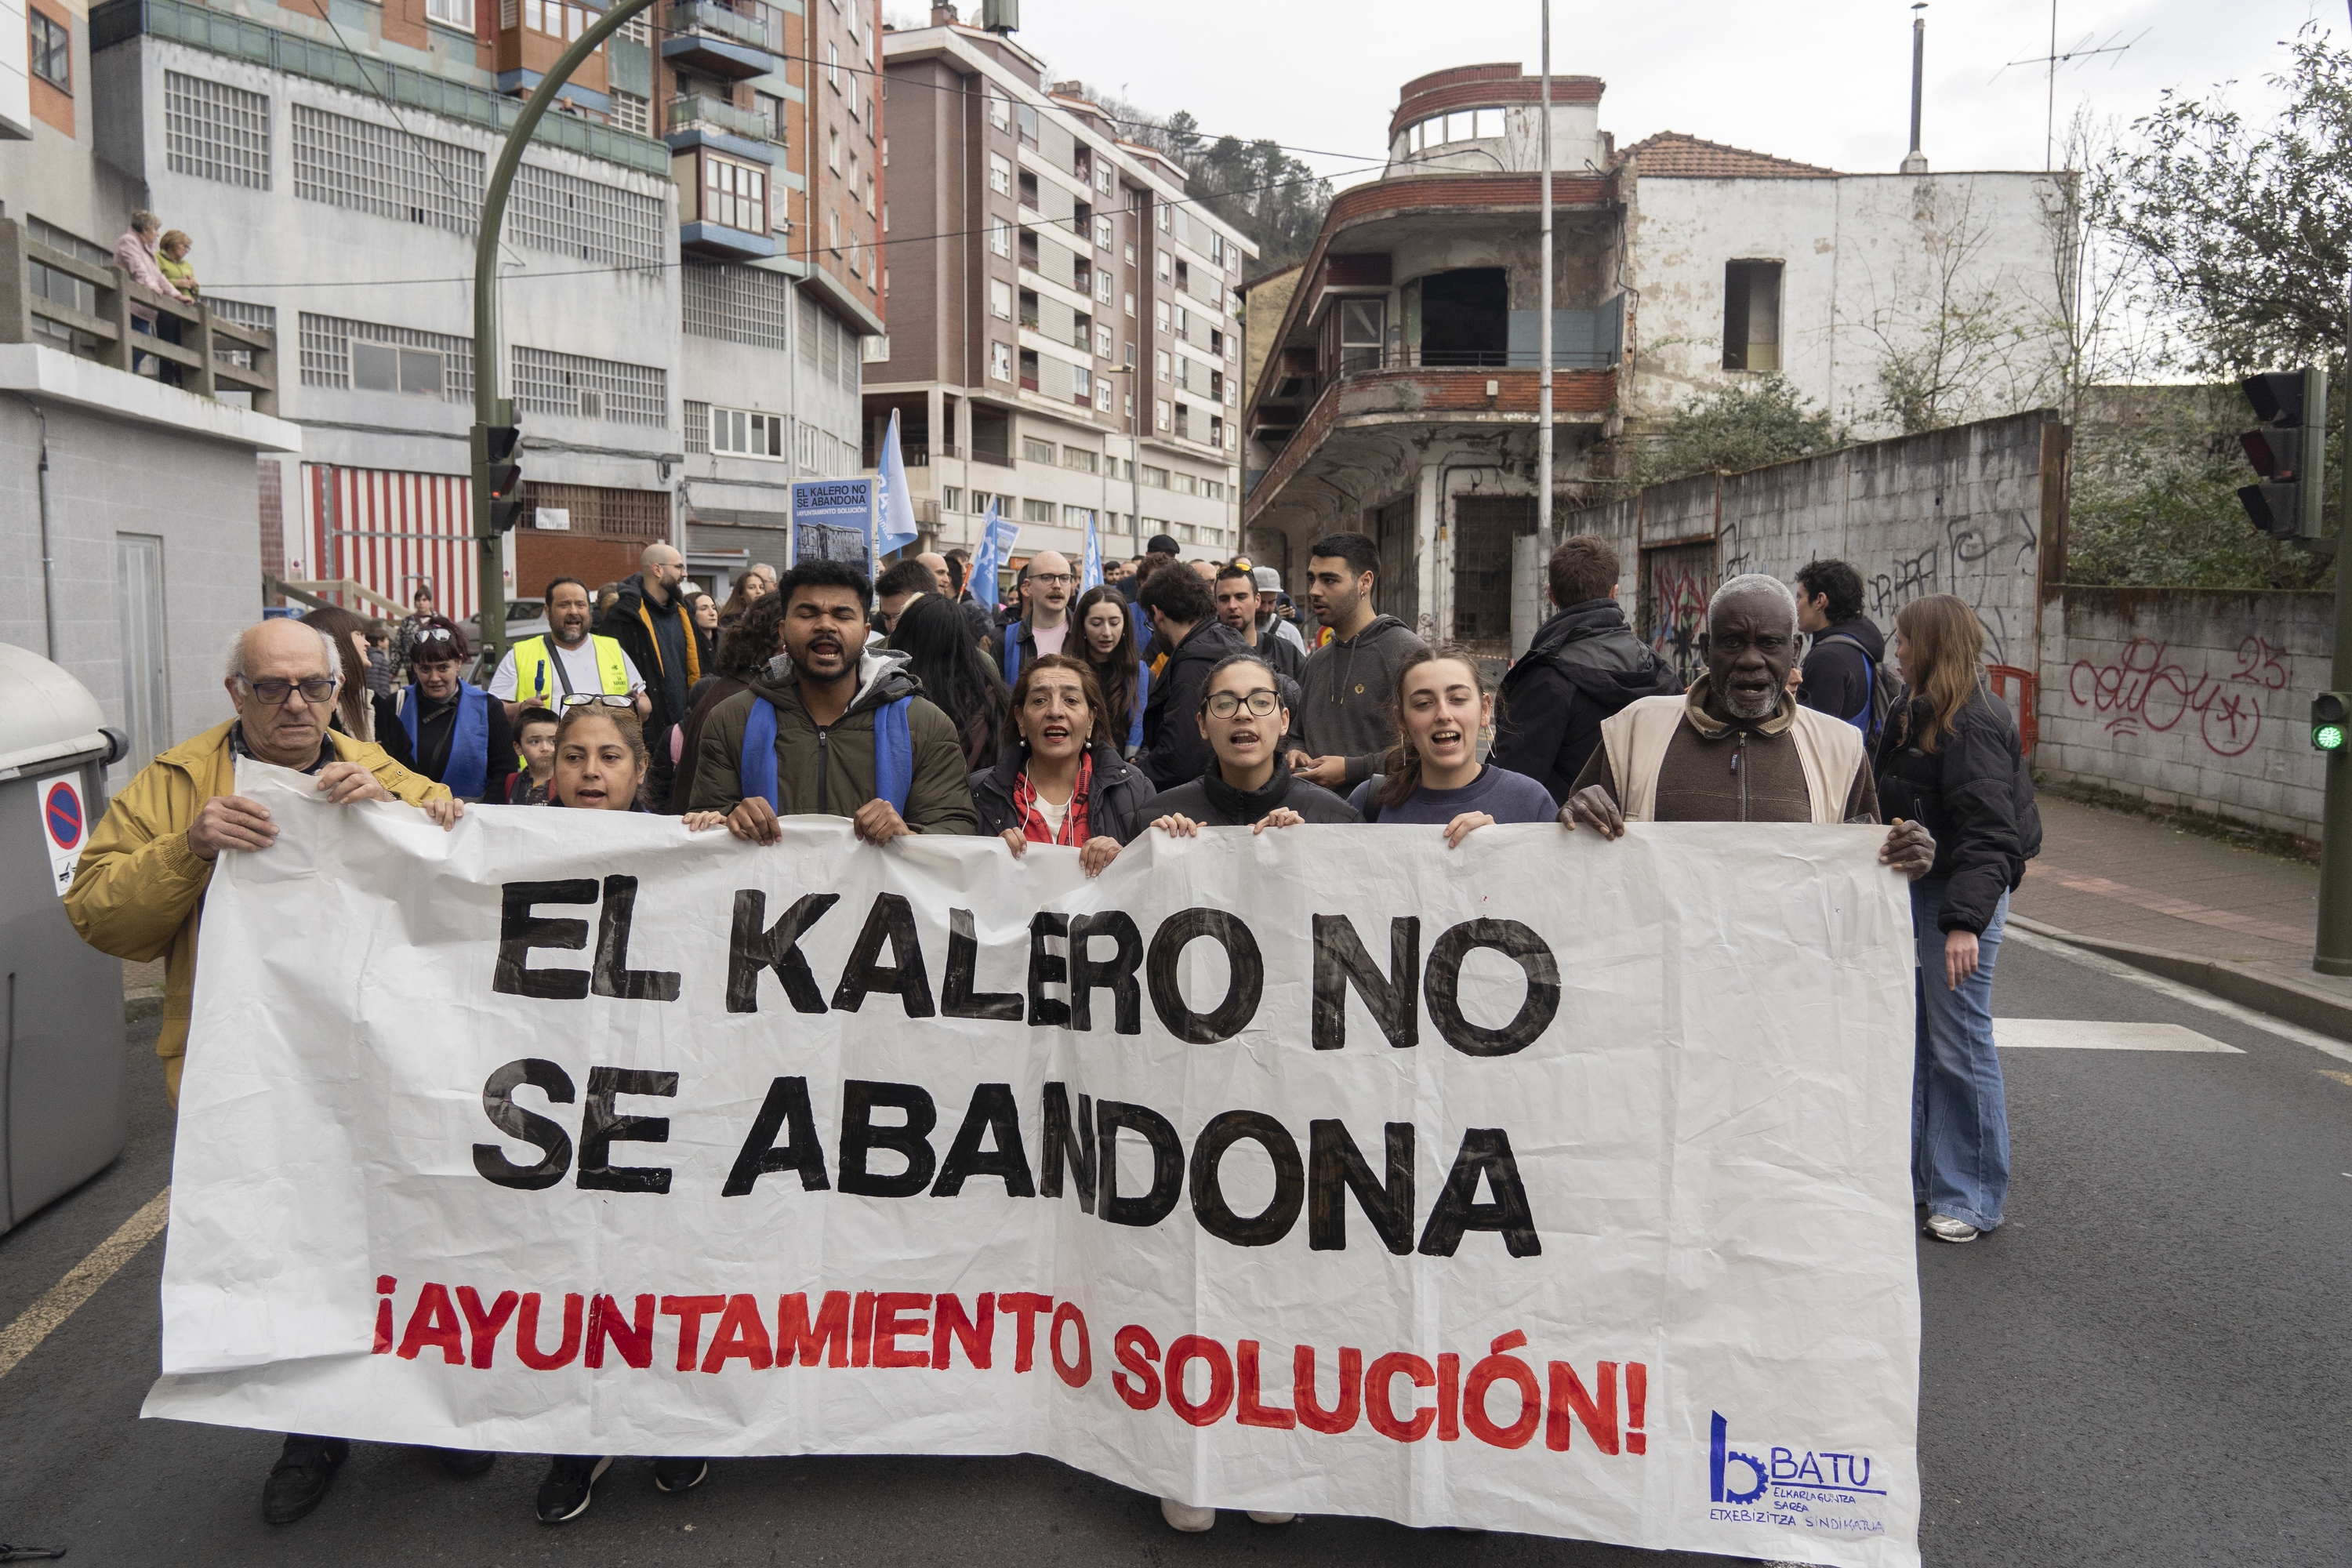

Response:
(1029, 572), (1076, 586)
(241, 676), (339, 706)
(412, 628), (458, 648)
(1204, 688), (1280, 719)
(558, 694), (634, 710)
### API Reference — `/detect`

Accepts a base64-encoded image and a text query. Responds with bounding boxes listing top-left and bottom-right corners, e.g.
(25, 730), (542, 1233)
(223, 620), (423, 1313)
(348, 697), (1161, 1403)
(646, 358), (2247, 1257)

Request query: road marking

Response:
(2004, 924), (2352, 1067)
(1996, 1018), (2242, 1052)
(2321, 1070), (2352, 1089)
(2024, 862), (2313, 947)
(0, 1187), (171, 1382)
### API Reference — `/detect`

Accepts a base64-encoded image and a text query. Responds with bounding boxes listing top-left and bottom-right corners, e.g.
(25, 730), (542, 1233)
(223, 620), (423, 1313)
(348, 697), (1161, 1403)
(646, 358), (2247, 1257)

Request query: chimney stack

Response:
(1900, 3), (1929, 174)
(929, 3), (955, 25)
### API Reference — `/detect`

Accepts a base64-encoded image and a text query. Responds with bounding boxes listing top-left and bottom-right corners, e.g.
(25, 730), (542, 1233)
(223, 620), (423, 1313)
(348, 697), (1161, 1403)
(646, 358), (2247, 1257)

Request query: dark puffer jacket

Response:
(970, 739), (1155, 844)
(1141, 765), (1361, 828)
(1874, 690), (2042, 934)
(1490, 597), (1682, 804)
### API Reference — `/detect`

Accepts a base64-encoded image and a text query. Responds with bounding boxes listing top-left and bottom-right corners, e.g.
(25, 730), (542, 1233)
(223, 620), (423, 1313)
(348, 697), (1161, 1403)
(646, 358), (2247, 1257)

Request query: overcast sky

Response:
(891, 0), (2334, 187)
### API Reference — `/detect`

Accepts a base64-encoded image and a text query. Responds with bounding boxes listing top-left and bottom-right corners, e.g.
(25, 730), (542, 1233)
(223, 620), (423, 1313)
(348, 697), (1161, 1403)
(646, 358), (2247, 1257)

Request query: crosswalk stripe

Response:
(0, 1187), (171, 1382)
(1995, 1019), (2242, 1052)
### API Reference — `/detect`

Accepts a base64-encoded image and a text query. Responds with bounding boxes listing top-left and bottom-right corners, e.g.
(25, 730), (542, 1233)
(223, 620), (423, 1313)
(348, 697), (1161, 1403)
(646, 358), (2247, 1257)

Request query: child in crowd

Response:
(507, 706), (561, 804)
(1350, 644), (1557, 841)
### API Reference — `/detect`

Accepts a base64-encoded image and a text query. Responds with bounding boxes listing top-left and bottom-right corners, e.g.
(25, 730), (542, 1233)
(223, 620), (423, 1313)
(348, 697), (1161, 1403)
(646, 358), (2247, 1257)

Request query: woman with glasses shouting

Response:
(393, 616), (516, 804)
(1142, 652), (1360, 837)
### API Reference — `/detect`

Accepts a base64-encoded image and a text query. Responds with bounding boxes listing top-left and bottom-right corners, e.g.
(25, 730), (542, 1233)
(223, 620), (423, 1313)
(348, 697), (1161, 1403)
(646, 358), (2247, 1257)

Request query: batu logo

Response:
(1708, 1411), (1886, 1506)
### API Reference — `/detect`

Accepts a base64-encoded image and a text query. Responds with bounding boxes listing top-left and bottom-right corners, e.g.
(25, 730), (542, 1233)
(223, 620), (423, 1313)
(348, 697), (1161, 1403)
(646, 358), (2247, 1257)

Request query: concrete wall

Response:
(1623, 169), (2070, 439)
(2038, 587), (2328, 840)
(0, 348), (296, 788)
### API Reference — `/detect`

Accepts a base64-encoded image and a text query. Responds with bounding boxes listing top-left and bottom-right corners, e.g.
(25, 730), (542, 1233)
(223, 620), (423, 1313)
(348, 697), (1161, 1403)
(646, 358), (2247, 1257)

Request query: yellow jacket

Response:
(62, 720), (448, 1105)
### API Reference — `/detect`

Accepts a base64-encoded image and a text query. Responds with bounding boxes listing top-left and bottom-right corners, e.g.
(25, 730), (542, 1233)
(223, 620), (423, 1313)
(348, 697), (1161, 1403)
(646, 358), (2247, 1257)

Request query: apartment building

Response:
(0, 0), (879, 621)
(868, 5), (1254, 579)
(1241, 62), (2065, 665)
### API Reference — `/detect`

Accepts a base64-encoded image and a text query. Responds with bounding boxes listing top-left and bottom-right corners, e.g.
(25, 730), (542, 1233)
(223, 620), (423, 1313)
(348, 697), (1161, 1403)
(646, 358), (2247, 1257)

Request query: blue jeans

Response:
(1911, 881), (2009, 1230)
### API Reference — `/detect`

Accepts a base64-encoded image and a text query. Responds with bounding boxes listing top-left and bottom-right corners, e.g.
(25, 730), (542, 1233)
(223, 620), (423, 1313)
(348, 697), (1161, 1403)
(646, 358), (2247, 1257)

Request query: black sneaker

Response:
(435, 1447), (496, 1479)
(536, 1456), (612, 1525)
(653, 1458), (710, 1494)
(262, 1435), (350, 1525)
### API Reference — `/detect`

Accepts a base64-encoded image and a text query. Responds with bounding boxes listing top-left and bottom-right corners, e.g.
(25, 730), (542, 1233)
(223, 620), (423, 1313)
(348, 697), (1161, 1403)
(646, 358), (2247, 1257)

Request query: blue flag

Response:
(970, 500), (1018, 613)
(875, 408), (920, 560)
(1081, 512), (1103, 592)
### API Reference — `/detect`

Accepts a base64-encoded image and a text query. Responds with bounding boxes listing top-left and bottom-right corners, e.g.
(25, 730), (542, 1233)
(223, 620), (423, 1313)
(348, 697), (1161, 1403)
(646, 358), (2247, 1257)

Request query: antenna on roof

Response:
(1996, 2), (2143, 170)
(1901, 3), (1929, 175)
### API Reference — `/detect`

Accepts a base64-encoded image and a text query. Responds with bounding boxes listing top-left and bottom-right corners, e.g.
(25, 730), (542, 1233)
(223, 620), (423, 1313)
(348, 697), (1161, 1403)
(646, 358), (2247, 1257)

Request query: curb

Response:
(2008, 914), (2352, 1045)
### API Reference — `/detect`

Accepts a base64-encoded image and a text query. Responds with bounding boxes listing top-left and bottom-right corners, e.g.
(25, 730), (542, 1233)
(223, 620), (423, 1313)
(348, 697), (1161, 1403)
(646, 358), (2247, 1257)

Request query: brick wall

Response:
(2038, 587), (2328, 839)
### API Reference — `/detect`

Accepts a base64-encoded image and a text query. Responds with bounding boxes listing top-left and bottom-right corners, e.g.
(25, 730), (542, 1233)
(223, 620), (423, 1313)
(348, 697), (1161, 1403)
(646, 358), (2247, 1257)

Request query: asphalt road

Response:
(2, 937), (2347, 1567)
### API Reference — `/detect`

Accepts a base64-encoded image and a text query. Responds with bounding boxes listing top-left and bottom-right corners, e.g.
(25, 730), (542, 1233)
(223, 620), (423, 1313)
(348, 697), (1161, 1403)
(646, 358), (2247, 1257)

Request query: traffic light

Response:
(2236, 368), (2324, 540)
(2316, 692), (2352, 753)
(481, 423), (524, 534)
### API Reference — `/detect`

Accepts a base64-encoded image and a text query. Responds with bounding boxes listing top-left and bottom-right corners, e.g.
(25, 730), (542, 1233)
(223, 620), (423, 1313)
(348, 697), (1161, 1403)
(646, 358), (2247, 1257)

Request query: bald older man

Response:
(915, 550), (954, 597)
(1559, 574), (1934, 875)
(64, 625), (482, 1521)
(599, 542), (699, 808)
(989, 547), (1076, 683)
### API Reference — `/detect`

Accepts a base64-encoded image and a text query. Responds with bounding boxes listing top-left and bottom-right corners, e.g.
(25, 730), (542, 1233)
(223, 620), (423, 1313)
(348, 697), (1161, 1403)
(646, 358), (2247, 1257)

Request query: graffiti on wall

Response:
(1642, 544), (1715, 687)
(2066, 636), (2290, 758)
(1862, 510), (2038, 666)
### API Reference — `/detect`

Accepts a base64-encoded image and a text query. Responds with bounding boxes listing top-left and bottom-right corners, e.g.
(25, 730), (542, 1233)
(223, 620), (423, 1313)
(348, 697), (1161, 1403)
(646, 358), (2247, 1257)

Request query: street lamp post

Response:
(469, 0), (659, 667)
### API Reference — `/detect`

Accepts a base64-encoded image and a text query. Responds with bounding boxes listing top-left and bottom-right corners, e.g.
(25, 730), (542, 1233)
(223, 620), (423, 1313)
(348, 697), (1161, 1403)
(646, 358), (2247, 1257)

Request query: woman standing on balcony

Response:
(112, 210), (189, 381)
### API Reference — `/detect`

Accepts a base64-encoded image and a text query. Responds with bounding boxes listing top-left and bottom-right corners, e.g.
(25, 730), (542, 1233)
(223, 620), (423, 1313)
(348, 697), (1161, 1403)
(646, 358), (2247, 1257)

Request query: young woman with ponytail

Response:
(1348, 644), (1557, 844)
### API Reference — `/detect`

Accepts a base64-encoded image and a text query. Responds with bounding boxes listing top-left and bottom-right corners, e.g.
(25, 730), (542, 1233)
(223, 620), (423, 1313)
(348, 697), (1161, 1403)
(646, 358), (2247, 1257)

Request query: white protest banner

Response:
(146, 764), (1923, 1566)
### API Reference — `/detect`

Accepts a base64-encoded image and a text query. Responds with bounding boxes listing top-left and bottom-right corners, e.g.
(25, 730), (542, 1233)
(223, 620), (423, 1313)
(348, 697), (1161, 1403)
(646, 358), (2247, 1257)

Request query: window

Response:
(1094, 324), (1113, 358)
(1096, 162), (1113, 197)
(1123, 290), (1135, 318)
(1155, 348), (1170, 383)
(512, 344), (666, 425)
(1018, 348), (1039, 389)
(168, 72), (272, 189)
(1062, 445), (1097, 473)
(1139, 464), (1168, 488)
(1174, 305), (1189, 335)
(989, 279), (1013, 320)
(1015, 103), (1037, 143)
(989, 152), (1011, 194)
(350, 341), (446, 396)
(30, 9), (69, 91)
(611, 89), (652, 137)
(986, 84), (1007, 130)
(299, 314), (474, 401)
(1722, 260), (1784, 372)
(702, 153), (766, 234)
(1202, 478), (1224, 501)
(1338, 297), (1385, 373)
(828, 128), (840, 173)
(989, 341), (1013, 381)
(710, 406), (788, 458)
(1156, 203), (1170, 232)
(1154, 299), (1169, 332)
(1064, 506), (1094, 529)
(1174, 259), (1189, 293)
(989, 216), (1011, 257)
(942, 486), (963, 512)
(1156, 249), (1171, 281)
(684, 401), (710, 452)
(1072, 365), (1091, 401)
(1017, 169), (1038, 209)
(1094, 379), (1113, 412)
(1095, 215), (1112, 249)
(826, 42), (839, 89)
(1023, 436), (1056, 463)
(1406, 107), (1505, 153)
(1022, 497), (1054, 524)
(426, 0), (472, 29)
(1017, 288), (1039, 327)
(1173, 403), (1189, 440)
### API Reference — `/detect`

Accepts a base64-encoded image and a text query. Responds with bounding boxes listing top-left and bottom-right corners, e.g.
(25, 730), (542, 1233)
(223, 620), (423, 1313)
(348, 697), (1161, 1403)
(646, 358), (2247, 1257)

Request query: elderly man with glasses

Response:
(64, 619), (484, 1526)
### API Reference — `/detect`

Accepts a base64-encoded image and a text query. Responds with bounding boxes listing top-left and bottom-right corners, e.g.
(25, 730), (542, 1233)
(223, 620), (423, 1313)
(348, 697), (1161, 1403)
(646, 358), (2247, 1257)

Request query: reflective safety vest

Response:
(514, 634), (631, 704)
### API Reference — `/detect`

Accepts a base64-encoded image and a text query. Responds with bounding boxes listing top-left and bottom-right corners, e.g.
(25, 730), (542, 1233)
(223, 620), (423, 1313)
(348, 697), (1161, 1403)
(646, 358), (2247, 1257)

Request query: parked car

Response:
(460, 598), (546, 684)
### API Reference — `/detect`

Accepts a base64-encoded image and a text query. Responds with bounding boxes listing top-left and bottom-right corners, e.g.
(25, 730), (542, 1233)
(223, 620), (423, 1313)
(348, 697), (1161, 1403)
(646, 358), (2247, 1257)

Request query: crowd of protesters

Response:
(61, 525), (2037, 1533)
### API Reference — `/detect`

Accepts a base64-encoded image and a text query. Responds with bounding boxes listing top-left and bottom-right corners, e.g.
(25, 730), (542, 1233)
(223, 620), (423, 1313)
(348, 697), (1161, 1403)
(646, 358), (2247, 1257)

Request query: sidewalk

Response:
(2012, 794), (2352, 1039)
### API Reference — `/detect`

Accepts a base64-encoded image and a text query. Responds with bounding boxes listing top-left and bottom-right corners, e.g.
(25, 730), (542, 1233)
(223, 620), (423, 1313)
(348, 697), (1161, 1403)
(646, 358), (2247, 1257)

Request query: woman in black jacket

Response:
(1875, 593), (2041, 1246)
(1145, 652), (1359, 834)
(972, 654), (1152, 875)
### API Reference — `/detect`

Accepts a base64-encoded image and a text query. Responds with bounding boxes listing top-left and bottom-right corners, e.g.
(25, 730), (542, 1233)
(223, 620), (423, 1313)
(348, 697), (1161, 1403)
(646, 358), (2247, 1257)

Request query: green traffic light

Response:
(2317, 724), (2347, 752)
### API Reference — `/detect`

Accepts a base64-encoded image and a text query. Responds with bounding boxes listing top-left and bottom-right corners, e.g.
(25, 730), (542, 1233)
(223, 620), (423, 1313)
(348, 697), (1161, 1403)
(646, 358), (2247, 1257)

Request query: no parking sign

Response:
(36, 773), (86, 897)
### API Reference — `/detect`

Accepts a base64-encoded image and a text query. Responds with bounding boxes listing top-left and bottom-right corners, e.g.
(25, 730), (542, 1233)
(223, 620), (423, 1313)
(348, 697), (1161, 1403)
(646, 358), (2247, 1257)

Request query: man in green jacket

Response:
(689, 558), (978, 842)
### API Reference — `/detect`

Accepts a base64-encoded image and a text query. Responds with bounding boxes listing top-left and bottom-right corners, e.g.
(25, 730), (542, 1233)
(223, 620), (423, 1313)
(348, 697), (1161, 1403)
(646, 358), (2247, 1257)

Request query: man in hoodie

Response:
(598, 543), (699, 809)
(1794, 558), (1889, 739)
(991, 549), (1076, 681)
(688, 558), (977, 841)
(1490, 535), (1682, 804)
(1287, 532), (1429, 792)
(1132, 561), (1250, 789)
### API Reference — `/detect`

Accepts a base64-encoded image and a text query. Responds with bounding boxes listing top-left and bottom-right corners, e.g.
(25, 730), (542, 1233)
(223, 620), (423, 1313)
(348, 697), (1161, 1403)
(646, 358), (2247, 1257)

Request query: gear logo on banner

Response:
(1708, 1410), (1892, 1538)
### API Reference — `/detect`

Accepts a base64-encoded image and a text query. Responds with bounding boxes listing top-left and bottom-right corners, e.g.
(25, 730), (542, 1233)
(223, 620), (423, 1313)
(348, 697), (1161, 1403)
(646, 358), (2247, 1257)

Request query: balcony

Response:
(659, 0), (777, 78)
(667, 93), (773, 145)
(2, 218), (278, 413)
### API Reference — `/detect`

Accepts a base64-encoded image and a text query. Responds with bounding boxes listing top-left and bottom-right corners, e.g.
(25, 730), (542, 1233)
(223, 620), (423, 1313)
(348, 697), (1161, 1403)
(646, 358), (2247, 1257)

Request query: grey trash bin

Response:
(0, 642), (129, 1236)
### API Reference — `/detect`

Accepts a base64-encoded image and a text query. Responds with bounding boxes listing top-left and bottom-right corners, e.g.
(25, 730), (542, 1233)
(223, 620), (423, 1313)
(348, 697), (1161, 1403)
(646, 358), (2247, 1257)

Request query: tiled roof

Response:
(1619, 132), (1838, 179)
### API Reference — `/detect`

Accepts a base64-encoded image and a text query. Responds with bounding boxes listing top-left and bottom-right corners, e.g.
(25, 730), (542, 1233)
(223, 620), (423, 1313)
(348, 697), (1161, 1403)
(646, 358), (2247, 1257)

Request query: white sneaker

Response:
(1924, 1214), (1980, 1243)
(1160, 1496), (1216, 1532)
(1246, 1511), (1295, 1525)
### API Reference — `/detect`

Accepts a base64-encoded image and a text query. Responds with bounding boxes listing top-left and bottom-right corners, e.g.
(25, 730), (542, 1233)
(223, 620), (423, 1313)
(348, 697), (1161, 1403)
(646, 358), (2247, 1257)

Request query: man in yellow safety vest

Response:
(488, 576), (650, 725)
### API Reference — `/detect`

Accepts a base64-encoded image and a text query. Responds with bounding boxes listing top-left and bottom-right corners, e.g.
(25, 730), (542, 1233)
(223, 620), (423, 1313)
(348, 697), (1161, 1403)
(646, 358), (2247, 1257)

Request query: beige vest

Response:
(1600, 693), (1865, 825)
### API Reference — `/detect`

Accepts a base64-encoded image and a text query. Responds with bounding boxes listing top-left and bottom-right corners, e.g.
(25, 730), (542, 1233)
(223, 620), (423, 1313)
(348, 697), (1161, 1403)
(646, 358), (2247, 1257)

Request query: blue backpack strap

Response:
(443, 683), (491, 800)
(399, 686), (420, 753)
(875, 695), (913, 814)
(741, 695), (780, 809)
(1003, 622), (1022, 685)
(1128, 659), (1149, 750)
